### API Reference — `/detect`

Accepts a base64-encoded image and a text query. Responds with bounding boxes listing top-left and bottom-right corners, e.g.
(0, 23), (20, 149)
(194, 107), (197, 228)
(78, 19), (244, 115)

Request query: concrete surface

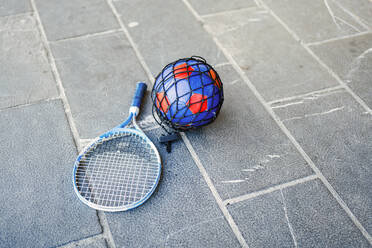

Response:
(0, 0), (371, 247)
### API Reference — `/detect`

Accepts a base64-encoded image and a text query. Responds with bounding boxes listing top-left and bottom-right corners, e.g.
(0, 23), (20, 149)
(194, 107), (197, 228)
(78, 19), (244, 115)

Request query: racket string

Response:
(76, 132), (160, 208)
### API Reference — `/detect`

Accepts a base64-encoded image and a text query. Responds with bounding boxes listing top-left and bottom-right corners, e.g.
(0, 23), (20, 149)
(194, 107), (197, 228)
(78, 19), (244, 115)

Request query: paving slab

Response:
(203, 7), (338, 102)
(228, 179), (370, 247)
(50, 32), (151, 139)
(227, 191), (295, 248)
(0, 13), (58, 109)
(282, 179), (370, 247)
(272, 88), (372, 234)
(105, 128), (240, 247)
(336, 0), (372, 29)
(34, 0), (118, 41)
(0, 100), (102, 248)
(186, 65), (313, 200)
(68, 238), (108, 248)
(310, 33), (372, 109)
(164, 217), (239, 248)
(0, 0), (30, 16)
(113, 0), (228, 76)
(187, 0), (257, 16)
(261, 0), (367, 43)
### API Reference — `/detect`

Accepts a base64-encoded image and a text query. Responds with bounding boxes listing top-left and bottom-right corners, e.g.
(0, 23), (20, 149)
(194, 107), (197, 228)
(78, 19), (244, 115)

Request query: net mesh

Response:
(151, 56), (223, 134)
(75, 132), (160, 209)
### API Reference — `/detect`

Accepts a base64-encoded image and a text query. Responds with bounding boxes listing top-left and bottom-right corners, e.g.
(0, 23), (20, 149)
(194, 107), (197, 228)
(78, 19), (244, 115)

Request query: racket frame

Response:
(72, 82), (161, 212)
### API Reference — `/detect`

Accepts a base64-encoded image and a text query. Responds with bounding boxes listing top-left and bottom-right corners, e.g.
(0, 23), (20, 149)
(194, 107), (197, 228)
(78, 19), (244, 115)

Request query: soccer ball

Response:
(151, 57), (223, 130)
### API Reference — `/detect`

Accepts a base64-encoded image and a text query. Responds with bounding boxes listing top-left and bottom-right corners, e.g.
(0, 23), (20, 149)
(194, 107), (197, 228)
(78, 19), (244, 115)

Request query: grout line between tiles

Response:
(209, 0), (372, 242)
(213, 62), (232, 68)
(200, 6), (260, 19)
(0, 96), (61, 112)
(181, 132), (249, 248)
(107, 1), (249, 245)
(331, 0), (370, 30)
(183, 0), (372, 243)
(55, 234), (105, 248)
(30, 0), (81, 150)
(50, 28), (122, 43)
(280, 190), (298, 248)
(214, 31), (372, 243)
(256, 0), (372, 115)
(97, 211), (116, 248)
(223, 175), (318, 206)
(304, 46), (372, 115)
(267, 85), (344, 106)
(106, 0), (155, 83)
(0, 11), (33, 19)
(182, 0), (204, 23)
(30, 1), (116, 247)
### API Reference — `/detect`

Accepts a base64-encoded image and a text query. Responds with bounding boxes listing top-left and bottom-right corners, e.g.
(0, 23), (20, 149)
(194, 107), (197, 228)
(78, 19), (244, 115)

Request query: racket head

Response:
(73, 128), (161, 212)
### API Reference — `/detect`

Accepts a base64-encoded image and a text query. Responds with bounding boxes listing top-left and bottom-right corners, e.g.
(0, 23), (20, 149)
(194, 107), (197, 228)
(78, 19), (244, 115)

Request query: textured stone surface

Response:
(34, 0), (118, 41)
(186, 65), (312, 200)
(336, 0), (372, 29)
(203, 7), (338, 102)
(2, 0), (372, 246)
(310, 33), (372, 109)
(114, 0), (227, 76)
(51, 32), (150, 139)
(165, 217), (240, 248)
(0, 100), (102, 247)
(69, 238), (108, 248)
(0, 14), (58, 109)
(228, 179), (370, 247)
(283, 179), (370, 247)
(188, 0), (257, 16)
(0, 0), (30, 16)
(273, 88), (372, 234)
(228, 191), (295, 248)
(261, 0), (367, 43)
(106, 128), (240, 247)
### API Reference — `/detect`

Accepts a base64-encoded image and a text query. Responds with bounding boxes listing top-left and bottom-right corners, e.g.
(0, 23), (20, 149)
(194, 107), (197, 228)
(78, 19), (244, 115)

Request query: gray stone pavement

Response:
(0, 0), (371, 247)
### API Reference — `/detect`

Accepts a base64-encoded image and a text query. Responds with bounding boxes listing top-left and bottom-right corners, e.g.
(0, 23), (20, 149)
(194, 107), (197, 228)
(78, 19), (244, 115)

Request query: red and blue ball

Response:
(152, 57), (223, 130)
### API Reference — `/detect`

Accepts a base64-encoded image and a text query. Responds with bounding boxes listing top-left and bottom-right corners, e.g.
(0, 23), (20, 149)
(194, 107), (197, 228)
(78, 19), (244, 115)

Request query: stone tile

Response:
(71, 238), (108, 248)
(50, 32), (151, 139)
(0, 14), (58, 109)
(113, 0), (227, 76)
(228, 179), (370, 247)
(0, 0), (30, 16)
(0, 100), (102, 247)
(188, 0), (256, 16)
(106, 128), (240, 247)
(273, 88), (372, 234)
(34, 0), (118, 41)
(227, 192), (295, 248)
(186, 65), (313, 200)
(203, 8), (338, 102)
(282, 179), (370, 247)
(310, 33), (372, 109)
(261, 0), (367, 43)
(165, 217), (240, 247)
(336, 0), (372, 29)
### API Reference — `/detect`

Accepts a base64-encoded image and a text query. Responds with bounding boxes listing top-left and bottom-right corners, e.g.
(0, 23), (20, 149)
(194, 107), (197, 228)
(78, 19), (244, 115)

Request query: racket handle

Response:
(130, 82), (147, 115)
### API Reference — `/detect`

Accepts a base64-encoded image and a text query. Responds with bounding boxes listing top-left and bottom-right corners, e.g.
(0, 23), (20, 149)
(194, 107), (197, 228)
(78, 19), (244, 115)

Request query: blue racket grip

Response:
(131, 82), (147, 108)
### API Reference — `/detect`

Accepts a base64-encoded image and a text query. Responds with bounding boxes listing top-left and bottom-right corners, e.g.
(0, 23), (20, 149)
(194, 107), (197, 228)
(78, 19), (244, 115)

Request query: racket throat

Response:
(129, 106), (140, 116)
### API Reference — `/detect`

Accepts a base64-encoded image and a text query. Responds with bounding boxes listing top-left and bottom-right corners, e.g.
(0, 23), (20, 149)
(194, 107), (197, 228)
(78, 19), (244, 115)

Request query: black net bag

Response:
(151, 56), (224, 135)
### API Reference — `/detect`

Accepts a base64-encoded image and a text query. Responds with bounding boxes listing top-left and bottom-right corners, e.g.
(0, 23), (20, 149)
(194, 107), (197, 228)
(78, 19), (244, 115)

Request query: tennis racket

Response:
(73, 82), (161, 212)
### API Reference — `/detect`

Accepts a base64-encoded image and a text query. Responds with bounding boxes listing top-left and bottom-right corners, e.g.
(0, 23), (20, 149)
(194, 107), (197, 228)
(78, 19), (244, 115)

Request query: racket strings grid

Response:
(74, 131), (161, 210)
